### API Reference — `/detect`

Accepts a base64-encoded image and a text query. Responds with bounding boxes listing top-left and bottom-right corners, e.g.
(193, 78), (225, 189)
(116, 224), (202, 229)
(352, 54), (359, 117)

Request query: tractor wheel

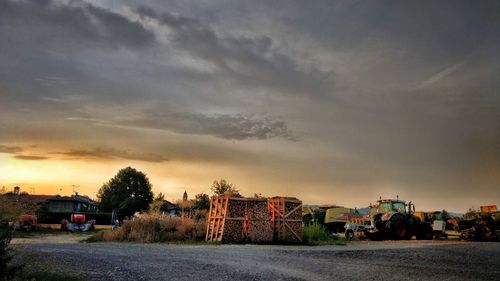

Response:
(345, 229), (354, 240)
(416, 223), (433, 240)
(388, 216), (409, 240)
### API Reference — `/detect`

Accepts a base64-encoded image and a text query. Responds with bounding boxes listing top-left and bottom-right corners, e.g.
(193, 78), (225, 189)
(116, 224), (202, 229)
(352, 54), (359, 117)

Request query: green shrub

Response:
(302, 223), (338, 244)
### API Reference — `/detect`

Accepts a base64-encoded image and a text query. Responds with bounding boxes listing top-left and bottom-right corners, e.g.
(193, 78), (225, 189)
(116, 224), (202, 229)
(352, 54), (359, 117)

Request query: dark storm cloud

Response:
(136, 6), (332, 97)
(121, 112), (294, 140)
(0, 0), (155, 50)
(265, 0), (500, 54)
(13, 155), (48, 160)
(69, 111), (294, 141)
(0, 145), (23, 154)
(58, 147), (168, 163)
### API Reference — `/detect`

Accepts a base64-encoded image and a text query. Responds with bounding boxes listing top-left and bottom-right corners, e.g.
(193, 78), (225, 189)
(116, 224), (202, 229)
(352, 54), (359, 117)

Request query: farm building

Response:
(45, 193), (98, 213)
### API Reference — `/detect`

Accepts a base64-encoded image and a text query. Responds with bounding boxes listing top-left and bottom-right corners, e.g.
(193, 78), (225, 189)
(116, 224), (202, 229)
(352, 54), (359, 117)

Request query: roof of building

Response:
(1, 194), (55, 204)
(48, 194), (97, 205)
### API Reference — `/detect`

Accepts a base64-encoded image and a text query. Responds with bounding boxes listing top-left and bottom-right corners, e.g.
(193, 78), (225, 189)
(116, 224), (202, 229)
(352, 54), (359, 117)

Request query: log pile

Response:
(206, 195), (302, 243)
(246, 198), (273, 243)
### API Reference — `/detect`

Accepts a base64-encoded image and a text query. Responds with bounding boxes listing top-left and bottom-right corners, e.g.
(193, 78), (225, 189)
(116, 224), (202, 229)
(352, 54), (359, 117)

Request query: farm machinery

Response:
(414, 210), (461, 239)
(363, 197), (433, 240)
(61, 214), (96, 232)
(14, 214), (38, 231)
(460, 205), (500, 241)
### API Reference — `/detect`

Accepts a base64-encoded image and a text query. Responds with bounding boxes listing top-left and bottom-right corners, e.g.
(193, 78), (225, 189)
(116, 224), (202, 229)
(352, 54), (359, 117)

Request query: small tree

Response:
(210, 179), (240, 196)
(149, 193), (171, 214)
(155, 192), (165, 201)
(97, 167), (154, 218)
(193, 193), (210, 210)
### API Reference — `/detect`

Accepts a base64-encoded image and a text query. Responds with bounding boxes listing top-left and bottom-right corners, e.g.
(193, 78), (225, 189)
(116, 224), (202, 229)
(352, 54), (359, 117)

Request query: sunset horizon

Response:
(1, 0), (499, 214)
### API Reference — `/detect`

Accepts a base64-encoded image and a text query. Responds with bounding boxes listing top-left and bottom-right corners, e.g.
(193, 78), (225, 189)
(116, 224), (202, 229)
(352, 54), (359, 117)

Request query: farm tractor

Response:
(61, 214), (96, 232)
(364, 198), (433, 240)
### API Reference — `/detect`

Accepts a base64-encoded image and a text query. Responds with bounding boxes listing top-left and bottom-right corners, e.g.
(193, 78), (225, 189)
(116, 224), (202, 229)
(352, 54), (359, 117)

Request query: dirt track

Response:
(11, 237), (500, 281)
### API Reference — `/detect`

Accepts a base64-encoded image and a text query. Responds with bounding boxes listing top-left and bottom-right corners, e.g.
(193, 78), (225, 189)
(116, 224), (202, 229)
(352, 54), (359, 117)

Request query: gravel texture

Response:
(11, 239), (500, 281)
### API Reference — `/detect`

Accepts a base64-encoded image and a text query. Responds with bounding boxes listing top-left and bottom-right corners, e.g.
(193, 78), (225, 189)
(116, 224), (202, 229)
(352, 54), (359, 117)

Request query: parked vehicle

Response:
(364, 198), (433, 240)
(460, 205), (500, 241)
(61, 214), (96, 232)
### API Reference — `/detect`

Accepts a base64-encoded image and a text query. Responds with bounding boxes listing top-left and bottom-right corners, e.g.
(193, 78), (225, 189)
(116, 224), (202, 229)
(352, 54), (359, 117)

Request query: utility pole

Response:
(72, 185), (80, 195)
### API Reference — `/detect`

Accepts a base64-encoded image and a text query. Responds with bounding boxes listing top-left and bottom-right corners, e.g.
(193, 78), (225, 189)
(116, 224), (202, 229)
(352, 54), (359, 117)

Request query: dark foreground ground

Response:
(11, 237), (500, 281)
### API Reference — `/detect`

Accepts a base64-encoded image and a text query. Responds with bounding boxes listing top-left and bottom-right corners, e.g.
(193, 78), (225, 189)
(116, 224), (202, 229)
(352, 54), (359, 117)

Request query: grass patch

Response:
(302, 223), (346, 245)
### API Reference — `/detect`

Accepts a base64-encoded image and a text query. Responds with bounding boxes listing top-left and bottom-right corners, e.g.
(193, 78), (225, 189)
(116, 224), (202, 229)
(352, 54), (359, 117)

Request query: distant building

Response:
(13, 186), (20, 195)
(160, 200), (178, 216)
(183, 190), (188, 201)
(1, 192), (98, 215)
(45, 193), (98, 213)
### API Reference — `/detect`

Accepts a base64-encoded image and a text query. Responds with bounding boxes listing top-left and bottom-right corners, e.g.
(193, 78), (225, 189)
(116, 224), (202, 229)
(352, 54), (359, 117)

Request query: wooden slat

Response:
(218, 196), (229, 241)
(284, 204), (302, 219)
(205, 196), (215, 241)
(284, 221), (302, 242)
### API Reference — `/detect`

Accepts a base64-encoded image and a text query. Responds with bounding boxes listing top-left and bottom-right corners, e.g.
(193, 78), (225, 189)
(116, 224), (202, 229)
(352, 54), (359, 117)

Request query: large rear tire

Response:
(416, 222), (433, 240)
(388, 215), (409, 240)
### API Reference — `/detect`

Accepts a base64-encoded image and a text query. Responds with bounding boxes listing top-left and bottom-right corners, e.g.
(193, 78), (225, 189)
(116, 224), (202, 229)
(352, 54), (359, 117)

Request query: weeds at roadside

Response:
(302, 223), (346, 245)
(87, 214), (206, 243)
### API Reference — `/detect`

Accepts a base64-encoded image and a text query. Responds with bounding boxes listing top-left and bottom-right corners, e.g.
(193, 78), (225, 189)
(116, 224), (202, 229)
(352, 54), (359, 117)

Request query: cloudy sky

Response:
(1, 0), (499, 211)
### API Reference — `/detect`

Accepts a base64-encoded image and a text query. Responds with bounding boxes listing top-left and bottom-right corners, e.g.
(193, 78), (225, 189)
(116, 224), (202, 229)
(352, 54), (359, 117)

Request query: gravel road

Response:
(12, 238), (500, 281)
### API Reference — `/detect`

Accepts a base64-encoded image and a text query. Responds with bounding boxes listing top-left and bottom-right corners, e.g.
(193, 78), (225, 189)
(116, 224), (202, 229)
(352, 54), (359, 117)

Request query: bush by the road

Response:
(302, 223), (340, 245)
(89, 214), (206, 243)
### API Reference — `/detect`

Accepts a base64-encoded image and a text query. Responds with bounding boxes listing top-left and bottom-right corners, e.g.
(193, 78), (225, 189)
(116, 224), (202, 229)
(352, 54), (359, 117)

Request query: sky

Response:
(0, 0), (499, 212)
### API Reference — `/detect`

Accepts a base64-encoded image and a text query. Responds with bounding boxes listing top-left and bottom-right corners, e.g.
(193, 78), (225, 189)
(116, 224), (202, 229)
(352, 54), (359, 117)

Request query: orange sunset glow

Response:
(1, 0), (499, 213)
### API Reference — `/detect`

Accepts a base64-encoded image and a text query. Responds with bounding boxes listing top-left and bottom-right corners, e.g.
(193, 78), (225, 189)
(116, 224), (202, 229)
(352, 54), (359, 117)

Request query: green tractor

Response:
(365, 198), (433, 240)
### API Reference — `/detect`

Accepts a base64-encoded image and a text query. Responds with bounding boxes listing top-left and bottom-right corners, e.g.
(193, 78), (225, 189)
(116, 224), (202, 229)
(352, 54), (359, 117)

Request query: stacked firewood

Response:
(246, 198), (273, 243)
(222, 198), (246, 243)
(206, 195), (302, 243)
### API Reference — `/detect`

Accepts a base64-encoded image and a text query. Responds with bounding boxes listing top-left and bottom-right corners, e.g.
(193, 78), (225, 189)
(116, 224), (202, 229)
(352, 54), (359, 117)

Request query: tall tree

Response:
(193, 193), (210, 210)
(210, 179), (240, 196)
(97, 167), (154, 217)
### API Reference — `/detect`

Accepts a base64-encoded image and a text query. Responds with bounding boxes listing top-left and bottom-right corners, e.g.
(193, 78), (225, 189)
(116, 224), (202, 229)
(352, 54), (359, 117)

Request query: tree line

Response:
(97, 167), (241, 217)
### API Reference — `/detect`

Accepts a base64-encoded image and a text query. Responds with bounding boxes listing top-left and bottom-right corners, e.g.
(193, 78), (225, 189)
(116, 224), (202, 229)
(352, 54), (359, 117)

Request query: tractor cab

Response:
(369, 199), (415, 218)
